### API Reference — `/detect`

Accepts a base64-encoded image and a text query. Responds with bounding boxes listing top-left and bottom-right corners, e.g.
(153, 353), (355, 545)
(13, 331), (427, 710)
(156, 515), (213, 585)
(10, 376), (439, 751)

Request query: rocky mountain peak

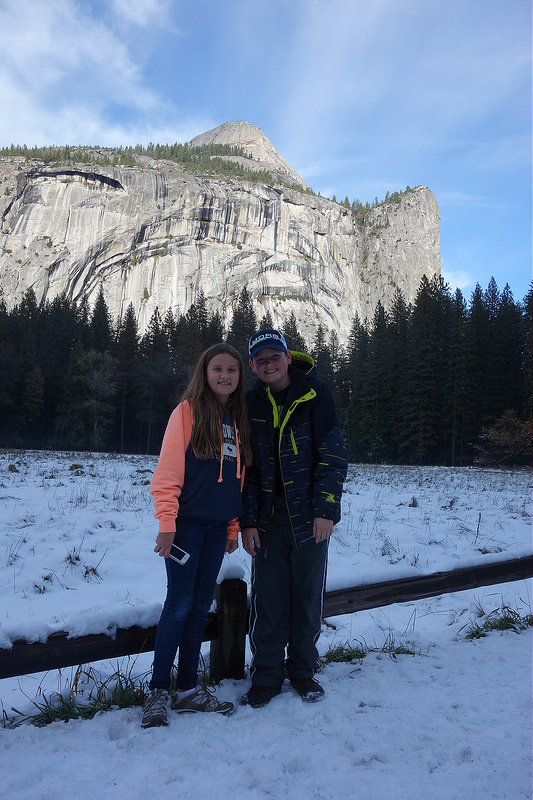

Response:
(0, 128), (440, 344)
(188, 121), (308, 189)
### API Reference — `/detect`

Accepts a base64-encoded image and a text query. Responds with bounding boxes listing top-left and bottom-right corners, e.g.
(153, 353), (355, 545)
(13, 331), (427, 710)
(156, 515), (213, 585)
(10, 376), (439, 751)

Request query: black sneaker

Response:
(290, 677), (325, 703)
(239, 685), (281, 709)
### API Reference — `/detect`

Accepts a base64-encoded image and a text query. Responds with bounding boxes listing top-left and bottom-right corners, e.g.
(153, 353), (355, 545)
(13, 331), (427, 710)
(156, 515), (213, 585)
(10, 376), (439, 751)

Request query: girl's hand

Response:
(225, 539), (238, 554)
(154, 532), (175, 558)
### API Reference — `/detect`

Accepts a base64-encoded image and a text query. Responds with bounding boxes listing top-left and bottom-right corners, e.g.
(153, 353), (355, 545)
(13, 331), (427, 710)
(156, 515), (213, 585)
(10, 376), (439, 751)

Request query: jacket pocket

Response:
(290, 428), (298, 455)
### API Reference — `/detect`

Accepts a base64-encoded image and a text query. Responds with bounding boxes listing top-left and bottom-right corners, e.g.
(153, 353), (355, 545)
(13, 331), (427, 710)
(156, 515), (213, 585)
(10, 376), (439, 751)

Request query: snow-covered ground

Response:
(1, 450), (531, 799)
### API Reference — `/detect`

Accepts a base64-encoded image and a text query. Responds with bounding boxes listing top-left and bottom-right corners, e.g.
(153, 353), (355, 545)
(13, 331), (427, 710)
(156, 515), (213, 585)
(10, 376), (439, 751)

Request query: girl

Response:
(142, 343), (253, 728)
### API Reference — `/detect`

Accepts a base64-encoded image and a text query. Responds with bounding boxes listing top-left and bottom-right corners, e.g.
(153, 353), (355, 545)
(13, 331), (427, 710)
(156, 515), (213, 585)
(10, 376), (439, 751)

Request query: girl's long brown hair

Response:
(181, 343), (253, 466)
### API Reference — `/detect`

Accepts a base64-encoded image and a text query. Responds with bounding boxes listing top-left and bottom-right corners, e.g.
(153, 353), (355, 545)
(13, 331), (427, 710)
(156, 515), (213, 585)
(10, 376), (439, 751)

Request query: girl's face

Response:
(206, 352), (240, 405)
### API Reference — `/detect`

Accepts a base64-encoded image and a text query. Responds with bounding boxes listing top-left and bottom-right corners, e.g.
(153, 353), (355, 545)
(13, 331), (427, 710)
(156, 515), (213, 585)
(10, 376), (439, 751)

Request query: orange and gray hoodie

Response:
(150, 400), (244, 541)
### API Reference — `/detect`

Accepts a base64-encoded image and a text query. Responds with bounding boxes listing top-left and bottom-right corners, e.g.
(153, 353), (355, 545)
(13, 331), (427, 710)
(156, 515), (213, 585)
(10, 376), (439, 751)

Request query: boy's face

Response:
(250, 348), (292, 392)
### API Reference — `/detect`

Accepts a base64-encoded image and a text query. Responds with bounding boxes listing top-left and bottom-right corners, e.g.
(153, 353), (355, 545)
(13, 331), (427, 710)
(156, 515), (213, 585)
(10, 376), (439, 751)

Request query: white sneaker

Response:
(171, 687), (234, 715)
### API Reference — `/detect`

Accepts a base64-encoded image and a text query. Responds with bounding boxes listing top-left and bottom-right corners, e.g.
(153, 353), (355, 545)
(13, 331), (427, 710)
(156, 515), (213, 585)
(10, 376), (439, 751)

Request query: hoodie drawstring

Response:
(234, 418), (241, 479)
(217, 424), (224, 483)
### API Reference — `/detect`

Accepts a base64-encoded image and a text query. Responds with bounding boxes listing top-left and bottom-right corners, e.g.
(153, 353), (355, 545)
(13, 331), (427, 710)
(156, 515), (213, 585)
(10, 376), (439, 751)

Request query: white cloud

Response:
(276, 0), (531, 173)
(12, 1), (150, 98)
(440, 267), (474, 293)
(0, 0), (192, 146)
(438, 191), (510, 211)
(111, 0), (174, 28)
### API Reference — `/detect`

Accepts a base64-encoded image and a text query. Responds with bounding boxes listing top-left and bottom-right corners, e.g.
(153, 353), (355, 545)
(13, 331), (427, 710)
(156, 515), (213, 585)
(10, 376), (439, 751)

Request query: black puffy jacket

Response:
(241, 352), (348, 546)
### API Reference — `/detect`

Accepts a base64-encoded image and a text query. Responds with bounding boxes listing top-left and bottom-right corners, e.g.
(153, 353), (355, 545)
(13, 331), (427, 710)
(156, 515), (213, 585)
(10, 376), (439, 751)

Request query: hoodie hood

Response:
(289, 350), (316, 377)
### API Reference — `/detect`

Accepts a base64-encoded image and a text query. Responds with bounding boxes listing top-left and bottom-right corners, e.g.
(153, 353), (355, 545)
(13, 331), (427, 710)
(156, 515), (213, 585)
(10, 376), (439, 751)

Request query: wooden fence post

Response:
(209, 578), (248, 683)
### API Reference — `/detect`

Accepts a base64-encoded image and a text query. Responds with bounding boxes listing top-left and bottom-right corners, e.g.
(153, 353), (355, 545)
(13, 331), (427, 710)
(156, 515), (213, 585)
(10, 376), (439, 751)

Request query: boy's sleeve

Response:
(240, 458), (261, 530)
(149, 401), (192, 534)
(226, 467), (245, 540)
(311, 384), (348, 521)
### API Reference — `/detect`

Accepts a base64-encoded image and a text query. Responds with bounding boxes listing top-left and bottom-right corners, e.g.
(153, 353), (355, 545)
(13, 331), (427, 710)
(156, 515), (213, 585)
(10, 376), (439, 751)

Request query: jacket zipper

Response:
(267, 388), (316, 545)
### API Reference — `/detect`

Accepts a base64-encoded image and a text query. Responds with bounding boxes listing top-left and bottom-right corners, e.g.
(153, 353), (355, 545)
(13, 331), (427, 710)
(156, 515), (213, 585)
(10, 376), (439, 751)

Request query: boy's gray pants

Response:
(249, 498), (329, 687)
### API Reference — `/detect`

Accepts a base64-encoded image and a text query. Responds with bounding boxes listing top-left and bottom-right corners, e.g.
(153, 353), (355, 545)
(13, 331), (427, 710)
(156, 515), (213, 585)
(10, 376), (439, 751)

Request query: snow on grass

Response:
(0, 450), (531, 799)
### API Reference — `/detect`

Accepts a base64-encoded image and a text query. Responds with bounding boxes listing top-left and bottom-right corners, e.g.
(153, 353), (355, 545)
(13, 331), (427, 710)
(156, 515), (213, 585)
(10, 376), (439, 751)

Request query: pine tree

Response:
(162, 308), (182, 381)
(359, 302), (393, 462)
(137, 309), (175, 453)
(399, 275), (447, 464)
(482, 277), (503, 418)
(171, 312), (194, 390)
(228, 288), (258, 371)
(9, 290), (41, 424)
(282, 312), (306, 353)
(387, 290), (410, 461)
(204, 309), (225, 348)
(195, 288), (209, 342)
(444, 289), (476, 465)
(39, 296), (80, 440)
(17, 367), (44, 439)
(179, 301), (207, 367)
(484, 277), (500, 333)
(491, 284), (523, 417)
(75, 295), (92, 350)
(343, 317), (369, 461)
(77, 350), (118, 451)
(18, 288), (40, 331)
(115, 303), (139, 452)
(311, 324), (330, 380)
(54, 340), (90, 449)
(345, 313), (364, 382)
(15, 327), (44, 443)
(332, 337), (352, 420)
(468, 283), (491, 428)
(0, 291), (14, 436)
(162, 307), (176, 348)
(90, 286), (113, 353)
(327, 329), (347, 417)
(521, 283), (533, 421)
(258, 309), (275, 331)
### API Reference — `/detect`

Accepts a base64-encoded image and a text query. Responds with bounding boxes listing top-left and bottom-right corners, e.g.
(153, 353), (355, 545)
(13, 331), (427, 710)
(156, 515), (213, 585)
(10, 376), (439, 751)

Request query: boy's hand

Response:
(225, 539), (239, 554)
(242, 527), (261, 556)
(313, 517), (333, 542)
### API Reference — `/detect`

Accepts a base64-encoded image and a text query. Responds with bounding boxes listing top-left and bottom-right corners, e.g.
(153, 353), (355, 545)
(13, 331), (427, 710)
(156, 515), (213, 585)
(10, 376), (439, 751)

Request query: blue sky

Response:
(1, 0), (531, 301)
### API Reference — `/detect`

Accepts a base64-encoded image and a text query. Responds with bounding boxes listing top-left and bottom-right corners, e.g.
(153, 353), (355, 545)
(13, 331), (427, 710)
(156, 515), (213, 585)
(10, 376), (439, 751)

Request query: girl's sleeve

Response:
(149, 401), (192, 534)
(226, 466), (245, 540)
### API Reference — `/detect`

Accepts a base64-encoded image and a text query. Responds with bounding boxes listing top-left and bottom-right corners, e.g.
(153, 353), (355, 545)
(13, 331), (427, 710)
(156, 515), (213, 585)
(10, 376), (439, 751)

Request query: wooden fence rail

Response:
(1, 555), (531, 682)
(323, 554), (533, 617)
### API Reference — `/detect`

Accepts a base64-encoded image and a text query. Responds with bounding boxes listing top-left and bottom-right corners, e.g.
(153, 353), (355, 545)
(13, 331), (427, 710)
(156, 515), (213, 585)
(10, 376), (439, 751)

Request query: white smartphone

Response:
(168, 544), (190, 565)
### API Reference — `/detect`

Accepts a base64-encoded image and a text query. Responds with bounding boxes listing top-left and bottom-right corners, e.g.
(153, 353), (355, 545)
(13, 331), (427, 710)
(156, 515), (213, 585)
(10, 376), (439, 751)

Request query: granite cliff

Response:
(0, 122), (440, 343)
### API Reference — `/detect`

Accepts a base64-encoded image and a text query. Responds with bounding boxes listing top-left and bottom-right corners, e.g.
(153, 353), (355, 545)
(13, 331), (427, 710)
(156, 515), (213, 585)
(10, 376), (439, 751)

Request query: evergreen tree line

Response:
(0, 275), (530, 465)
(0, 142), (305, 191)
(2, 143), (410, 216)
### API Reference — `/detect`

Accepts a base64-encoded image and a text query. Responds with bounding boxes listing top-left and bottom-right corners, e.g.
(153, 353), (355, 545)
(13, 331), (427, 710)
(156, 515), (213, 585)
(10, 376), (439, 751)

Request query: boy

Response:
(240, 328), (347, 708)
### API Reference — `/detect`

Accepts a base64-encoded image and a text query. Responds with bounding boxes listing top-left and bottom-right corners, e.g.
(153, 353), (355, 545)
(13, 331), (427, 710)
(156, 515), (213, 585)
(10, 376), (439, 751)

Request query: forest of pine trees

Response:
(0, 276), (530, 466)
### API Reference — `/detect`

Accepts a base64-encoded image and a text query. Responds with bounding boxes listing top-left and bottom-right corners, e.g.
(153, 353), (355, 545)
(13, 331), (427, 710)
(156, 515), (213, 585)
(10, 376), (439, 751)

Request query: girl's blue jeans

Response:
(149, 517), (228, 692)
